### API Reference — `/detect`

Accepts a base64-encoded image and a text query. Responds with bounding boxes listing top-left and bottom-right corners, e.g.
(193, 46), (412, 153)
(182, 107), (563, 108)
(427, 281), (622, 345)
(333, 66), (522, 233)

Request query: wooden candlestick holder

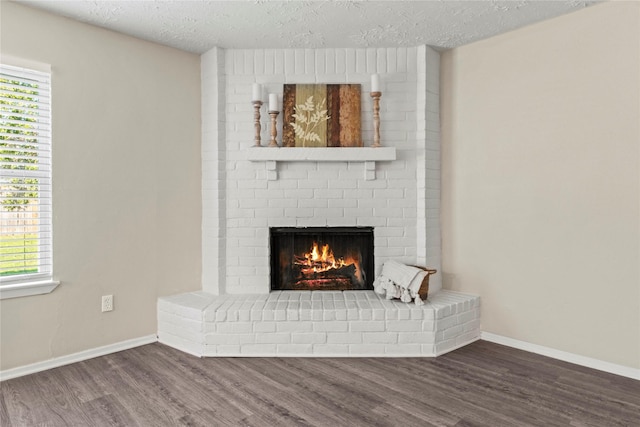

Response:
(371, 91), (382, 148)
(268, 110), (279, 147)
(252, 100), (263, 147)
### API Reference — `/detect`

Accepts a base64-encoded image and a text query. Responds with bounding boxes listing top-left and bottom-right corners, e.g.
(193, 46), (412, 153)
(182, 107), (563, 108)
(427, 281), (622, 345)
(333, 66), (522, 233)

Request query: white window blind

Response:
(0, 63), (52, 285)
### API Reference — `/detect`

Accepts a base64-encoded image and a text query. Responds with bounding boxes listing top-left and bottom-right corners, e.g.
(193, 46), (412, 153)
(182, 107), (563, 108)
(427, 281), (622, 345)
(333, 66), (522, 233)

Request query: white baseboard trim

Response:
(481, 332), (640, 380)
(0, 334), (158, 382)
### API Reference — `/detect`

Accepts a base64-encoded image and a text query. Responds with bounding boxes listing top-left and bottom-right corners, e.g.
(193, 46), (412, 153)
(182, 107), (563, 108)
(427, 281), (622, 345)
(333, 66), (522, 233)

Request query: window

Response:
(0, 61), (57, 299)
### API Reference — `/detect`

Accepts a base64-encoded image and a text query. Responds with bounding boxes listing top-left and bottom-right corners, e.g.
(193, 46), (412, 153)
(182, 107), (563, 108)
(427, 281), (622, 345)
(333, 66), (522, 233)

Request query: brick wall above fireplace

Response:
(201, 46), (442, 295)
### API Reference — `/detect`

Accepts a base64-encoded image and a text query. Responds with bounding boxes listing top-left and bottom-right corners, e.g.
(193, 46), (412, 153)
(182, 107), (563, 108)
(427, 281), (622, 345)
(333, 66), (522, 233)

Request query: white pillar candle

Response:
(252, 83), (262, 102)
(371, 74), (380, 92)
(269, 93), (278, 111)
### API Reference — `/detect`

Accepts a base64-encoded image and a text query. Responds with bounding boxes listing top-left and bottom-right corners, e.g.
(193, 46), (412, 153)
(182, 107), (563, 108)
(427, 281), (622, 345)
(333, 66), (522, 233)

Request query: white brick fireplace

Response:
(158, 45), (481, 357)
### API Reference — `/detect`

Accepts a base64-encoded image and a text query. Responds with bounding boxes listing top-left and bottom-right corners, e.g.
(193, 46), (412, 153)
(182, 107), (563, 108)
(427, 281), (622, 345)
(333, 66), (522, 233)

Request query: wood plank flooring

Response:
(1, 340), (638, 426)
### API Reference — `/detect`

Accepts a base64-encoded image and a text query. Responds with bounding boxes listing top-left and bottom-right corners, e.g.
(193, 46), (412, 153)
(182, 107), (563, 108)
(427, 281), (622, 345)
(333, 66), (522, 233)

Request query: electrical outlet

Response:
(101, 295), (113, 312)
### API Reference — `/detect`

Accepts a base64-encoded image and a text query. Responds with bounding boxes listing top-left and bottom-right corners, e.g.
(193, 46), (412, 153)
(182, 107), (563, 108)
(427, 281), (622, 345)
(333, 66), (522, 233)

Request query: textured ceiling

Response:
(13, 0), (602, 53)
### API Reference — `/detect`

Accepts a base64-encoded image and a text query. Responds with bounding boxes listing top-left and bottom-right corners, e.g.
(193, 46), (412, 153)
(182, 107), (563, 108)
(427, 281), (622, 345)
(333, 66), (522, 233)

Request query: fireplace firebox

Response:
(270, 227), (374, 291)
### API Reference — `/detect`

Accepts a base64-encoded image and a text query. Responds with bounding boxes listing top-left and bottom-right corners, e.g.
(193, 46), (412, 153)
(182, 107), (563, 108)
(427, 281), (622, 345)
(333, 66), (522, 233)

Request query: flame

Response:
(290, 241), (364, 287)
(299, 242), (347, 274)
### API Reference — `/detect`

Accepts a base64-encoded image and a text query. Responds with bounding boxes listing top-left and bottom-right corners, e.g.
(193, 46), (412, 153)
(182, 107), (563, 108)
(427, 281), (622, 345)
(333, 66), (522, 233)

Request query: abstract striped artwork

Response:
(282, 84), (362, 147)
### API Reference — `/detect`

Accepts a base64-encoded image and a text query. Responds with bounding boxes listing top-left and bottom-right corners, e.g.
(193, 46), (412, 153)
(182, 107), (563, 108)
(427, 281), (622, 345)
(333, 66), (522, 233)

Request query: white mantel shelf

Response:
(241, 147), (396, 180)
(243, 146), (396, 162)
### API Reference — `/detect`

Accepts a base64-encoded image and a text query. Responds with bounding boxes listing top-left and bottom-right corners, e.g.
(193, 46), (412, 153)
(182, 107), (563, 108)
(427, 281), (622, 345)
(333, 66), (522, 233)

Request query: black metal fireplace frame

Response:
(269, 226), (374, 292)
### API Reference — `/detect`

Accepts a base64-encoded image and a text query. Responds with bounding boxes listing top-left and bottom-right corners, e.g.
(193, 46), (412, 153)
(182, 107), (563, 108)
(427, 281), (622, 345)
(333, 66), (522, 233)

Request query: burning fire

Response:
(289, 240), (364, 289)
(295, 242), (347, 274)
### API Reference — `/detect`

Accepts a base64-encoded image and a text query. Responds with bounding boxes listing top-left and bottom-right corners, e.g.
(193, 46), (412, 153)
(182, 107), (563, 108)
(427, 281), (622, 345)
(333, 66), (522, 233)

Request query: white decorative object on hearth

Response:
(374, 261), (428, 305)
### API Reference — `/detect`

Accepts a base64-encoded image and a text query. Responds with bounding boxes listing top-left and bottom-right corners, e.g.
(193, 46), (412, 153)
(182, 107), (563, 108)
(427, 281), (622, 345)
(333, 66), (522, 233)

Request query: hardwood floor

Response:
(1, 340), (638, 426)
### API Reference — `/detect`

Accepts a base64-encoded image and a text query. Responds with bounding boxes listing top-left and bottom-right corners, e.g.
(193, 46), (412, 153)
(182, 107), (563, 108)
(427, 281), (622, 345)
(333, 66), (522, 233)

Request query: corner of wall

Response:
(201, 46), (226, 295)
(416, 45), (442, 292)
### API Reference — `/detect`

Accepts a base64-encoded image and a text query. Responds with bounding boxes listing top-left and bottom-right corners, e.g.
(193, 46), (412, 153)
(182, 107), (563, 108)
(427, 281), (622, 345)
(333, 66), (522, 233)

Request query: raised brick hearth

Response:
(158, 290), (480, 357)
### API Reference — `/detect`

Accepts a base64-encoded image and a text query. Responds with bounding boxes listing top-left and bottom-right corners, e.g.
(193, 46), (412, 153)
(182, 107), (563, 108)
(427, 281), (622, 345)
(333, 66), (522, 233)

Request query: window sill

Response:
(0, 279), (60, 300)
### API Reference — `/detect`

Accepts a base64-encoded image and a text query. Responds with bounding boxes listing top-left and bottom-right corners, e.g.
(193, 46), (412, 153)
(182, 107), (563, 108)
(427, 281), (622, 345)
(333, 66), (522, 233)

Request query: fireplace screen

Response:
(270, 227), (374, 291)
